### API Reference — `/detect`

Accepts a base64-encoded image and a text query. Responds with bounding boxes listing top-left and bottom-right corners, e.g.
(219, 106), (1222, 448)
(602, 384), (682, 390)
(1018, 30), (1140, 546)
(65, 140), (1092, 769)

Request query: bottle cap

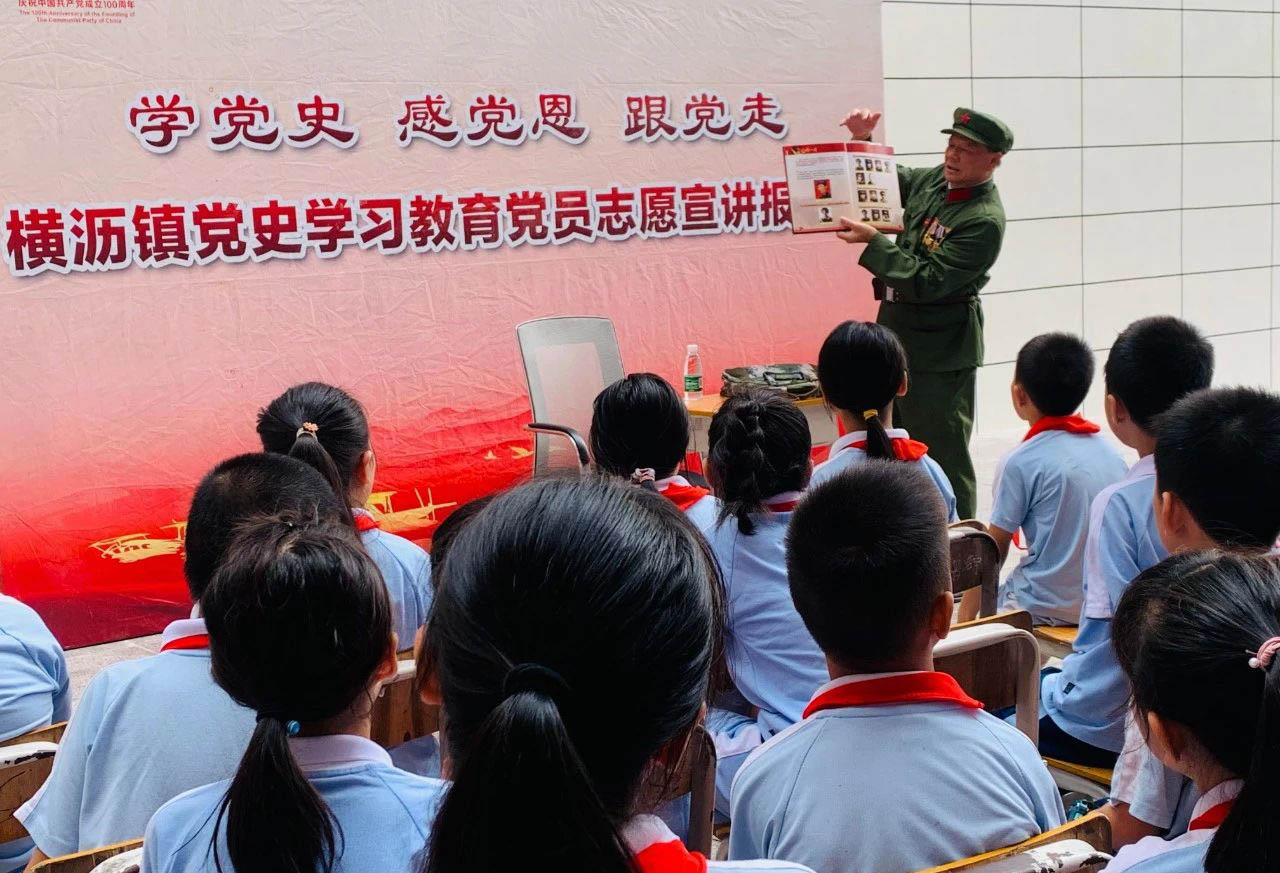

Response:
(687, 344), (699, 355)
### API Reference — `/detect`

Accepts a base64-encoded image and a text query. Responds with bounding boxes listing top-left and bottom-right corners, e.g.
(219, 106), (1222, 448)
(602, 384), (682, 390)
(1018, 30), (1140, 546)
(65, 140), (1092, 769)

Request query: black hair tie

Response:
(503, 663), (571, 705)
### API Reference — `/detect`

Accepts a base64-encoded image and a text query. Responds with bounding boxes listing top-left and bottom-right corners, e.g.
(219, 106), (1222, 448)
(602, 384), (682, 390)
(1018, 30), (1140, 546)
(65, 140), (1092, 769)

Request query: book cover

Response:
(782, 142), (905, 234)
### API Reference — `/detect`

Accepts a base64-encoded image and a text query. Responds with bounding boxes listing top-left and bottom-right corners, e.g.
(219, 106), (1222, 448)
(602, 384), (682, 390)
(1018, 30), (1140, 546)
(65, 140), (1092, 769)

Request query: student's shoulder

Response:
(709, 861), (816, 872)
(969, 709), (1043, 760)
(362, 528), (429, 568)
(735, 715), (828, 785)
(0, 594), (61, 652)
(1117, 839), (1210, 873)
(148, 779), (227, 843)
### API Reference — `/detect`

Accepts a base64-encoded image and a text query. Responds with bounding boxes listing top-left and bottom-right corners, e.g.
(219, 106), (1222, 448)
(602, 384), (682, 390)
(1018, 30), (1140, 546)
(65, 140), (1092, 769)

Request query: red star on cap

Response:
(958, 112), (971, 124)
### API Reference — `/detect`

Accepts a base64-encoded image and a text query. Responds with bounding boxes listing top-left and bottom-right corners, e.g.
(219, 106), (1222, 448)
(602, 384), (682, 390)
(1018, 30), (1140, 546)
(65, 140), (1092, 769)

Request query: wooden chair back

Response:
(0, 741), (57, 842)
(370, 658), (440, 749)
(911, 811), (1112, 872)
(953, 610), (1034, 635)
(30, 840), (144, 873)
(640, 724), (716, 857)
(0, 721), (67, 747)
(934, 622), (1041, 743)
(948, 526), (1000, 618)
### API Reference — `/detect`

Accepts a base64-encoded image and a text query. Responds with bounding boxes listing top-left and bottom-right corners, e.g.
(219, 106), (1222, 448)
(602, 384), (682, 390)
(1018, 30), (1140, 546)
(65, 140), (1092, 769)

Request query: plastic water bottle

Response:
(683, 344), (704, 400)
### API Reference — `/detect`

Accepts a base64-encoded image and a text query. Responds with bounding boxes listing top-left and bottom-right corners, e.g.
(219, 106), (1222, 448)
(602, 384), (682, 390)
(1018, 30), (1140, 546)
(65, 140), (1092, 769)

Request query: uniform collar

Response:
(944, 178), (995, 203)
(803, 671), (981, 719)
(1127, 453), (1156, 481)
(655, 475), (691, 491)
(764, 491), (805, 512)
(830, 428), (910, 456)
(288, 734), (393, 772)
(1188, 779), (1244, 831)
(160, 618), (208, 651)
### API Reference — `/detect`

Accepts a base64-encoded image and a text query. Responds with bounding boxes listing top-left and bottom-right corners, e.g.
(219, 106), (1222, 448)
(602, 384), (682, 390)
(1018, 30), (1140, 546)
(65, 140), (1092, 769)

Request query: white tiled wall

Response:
(881, 0), (1278, 440)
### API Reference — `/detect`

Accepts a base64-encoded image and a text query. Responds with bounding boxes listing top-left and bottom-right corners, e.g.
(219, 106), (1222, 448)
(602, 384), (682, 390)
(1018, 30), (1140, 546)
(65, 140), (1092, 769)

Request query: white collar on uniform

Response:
(765, 491), (805, 507)
(288, 734), (392, 772)
(620, 814), (680, 854)
(1107, 779), (1244, 872)
(808, 670), (924, 700)
(828, 429), (910, 457)
(1126, 453), (1156, 481)
(654, 475), (690, 492)
(1190, 778), (1244, 821)
(161, 617), (207, 647)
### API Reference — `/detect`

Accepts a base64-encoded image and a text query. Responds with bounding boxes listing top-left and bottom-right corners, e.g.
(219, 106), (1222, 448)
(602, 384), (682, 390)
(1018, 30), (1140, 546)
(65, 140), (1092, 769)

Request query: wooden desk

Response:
(685, 394), (838, 458)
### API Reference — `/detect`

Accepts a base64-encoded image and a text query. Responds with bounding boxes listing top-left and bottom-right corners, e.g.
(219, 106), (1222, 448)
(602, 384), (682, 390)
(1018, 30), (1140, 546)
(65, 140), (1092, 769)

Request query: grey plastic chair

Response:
(516, 317), (624, 476)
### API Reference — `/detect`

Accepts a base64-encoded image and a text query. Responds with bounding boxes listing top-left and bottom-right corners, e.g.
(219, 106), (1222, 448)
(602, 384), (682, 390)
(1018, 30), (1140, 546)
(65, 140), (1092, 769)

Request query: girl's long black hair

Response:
(1113, 551), (1280, 873)
(202, 515), (392, 873)
(419, 475), (724, 873)
(817, 320), (908, 460)
(257, 382), (370, 510)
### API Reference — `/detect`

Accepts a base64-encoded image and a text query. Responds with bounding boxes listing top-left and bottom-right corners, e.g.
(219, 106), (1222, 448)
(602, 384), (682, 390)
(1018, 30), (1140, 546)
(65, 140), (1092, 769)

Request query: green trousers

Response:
(894, 367), (977, 520)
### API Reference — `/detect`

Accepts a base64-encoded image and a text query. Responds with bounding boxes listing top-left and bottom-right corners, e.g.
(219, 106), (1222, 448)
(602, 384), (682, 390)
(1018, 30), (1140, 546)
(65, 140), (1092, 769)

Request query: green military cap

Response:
(941, 107), (1014, 153)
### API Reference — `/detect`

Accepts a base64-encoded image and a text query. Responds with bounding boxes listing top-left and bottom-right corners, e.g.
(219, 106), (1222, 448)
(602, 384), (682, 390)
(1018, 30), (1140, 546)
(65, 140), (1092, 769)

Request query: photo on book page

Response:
(782, 141), (905, 234)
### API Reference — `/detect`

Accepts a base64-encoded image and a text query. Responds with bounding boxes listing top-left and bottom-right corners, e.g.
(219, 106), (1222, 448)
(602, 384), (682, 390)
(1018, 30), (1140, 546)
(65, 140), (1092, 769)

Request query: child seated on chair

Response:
(809, 321), (957, 521)
(1105, 387), (1280, 850)
(1039, 317), (1213, 769)
(729, 461), (1063, 873)
(590, 372), (717, 529)
(142, 514), (444, 873)
(258, 382), (432, 647)
(1101, 551), (1280, 873)
(16, 454), (349, 866)
(416, 475), (815, 873)
(985, 333), (1127, 626)
(0, 573), (69, 873)
(702, 389), (828, 819)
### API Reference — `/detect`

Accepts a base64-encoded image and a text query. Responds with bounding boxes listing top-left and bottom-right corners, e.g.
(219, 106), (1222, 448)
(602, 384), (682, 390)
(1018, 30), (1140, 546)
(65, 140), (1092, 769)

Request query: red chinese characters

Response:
(638, 185), (678, 239)
(720, 180), (757, 233)
(551, 189), (594, 244)
(4, 206), (70, 276)
(286, 96), (359, 149)
(679, 183), (721, 235)
(397, 94), (461, 148)
(249, 199), (304, 260)
(303, 198), (357, 258)
(528, 94), (589, 145)
(407, 194), (458, 253)
(126, 93), (200, 154)
(464, 95), (527, 147)
(504, 190), (550, 247)
(622, 95), (677, 143)
(208, 93), (282, 151)
(681, 93), (733, 142)
(69, 205), (132, 271)
(595, 186), (637, 242)
(757, 179), (791, 232)
(132, 202), (191, 266)
(191, 201), (249, 264)
(737, 91), (788, 139)
(357, 198), (406, 255)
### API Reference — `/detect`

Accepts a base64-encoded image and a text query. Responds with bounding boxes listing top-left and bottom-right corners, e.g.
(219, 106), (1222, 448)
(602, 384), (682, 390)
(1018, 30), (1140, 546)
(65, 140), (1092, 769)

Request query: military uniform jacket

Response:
(860, 164), (1005, 373)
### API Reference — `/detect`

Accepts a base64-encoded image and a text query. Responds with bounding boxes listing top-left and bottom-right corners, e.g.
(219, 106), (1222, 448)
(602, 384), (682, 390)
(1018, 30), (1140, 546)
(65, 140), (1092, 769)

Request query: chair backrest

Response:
(948, 527), (1000, 618)
(639, 724), (716, 857)
(934, 623), (1041, 743)
(0, 741), (57, 843)
(911, 811), (1112, 872)
(953, 609), (1034, 635)
(0, 721), (67, 747)
(516, 317), (624, 476)
(30, 840), (144, 873)
(371, 658), (441, 749)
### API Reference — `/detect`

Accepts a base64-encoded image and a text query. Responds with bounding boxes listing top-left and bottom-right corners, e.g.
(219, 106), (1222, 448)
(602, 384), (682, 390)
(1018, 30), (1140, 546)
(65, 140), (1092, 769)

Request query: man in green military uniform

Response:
(835, 106), (1014, 519)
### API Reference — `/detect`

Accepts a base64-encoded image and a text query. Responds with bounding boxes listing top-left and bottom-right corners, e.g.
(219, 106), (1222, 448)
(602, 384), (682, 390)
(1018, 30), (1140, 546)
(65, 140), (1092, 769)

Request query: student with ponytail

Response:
(1104, 551), (1280, 873)
(18, 455), (345, 868)
(589, 372), (718, 530)
(142, 516), (444, 873)
(702, 389), (827, 817)
(257, 382), (432, 645)
(416, 476), (814, 873)
(810, 321), (957, 520)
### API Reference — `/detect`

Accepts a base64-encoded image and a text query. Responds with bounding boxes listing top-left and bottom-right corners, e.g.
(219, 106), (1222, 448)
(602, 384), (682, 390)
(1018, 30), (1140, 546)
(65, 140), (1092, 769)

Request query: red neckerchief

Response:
(660, 484), (712, 512)
(767, 500), (800, 513)
(1024, 415), (1101, 442)
(353, 510), (380, 532)
(631, 839), (708, 873)
(161, 633), (210, 652)
(803, 672), (982, 719)
(849, 438), (930, 462)
(1189, 799), (1235, 832)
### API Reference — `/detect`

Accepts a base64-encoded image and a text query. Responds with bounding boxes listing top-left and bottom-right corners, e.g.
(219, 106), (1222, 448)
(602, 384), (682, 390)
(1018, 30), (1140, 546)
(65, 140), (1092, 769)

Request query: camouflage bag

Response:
(720, 364), (822, 399)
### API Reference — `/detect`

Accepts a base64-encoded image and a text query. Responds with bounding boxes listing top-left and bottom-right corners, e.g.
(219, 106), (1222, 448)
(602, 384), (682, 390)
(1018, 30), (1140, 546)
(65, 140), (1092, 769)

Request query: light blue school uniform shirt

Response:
(0, 594), (69, 741)
(1102, 780), (1240, 873)
(1041, 455), (1166, 752)
(142, 735), (445, 873)
(730, 673), (1064, 873)
(16, 618), (255, 856)
(1112, 717), (1197, 835)
(990, 429), (1127, 625)
(700, 496), (829, 817)
(655, 475), (720, 531)
(0, 594), (70, 873)
(811, 430), (958, 521)
(355, 510), (432, 646)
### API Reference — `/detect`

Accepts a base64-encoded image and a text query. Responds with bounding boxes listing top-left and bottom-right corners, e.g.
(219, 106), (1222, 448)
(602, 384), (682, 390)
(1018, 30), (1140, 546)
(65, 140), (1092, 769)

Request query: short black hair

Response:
(589, 373), (690, 480)
(786, 460), (950, 669)
(184, 453), (351, 601)
(1014, 333), (1094, 416)
(1104, 316), (1214, 431)
(1155, 387), (1280, 550)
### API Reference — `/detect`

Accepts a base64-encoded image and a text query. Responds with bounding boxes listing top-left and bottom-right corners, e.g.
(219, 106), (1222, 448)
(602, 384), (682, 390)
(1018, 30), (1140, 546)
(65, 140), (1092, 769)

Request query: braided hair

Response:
(707, 388), (810, 534)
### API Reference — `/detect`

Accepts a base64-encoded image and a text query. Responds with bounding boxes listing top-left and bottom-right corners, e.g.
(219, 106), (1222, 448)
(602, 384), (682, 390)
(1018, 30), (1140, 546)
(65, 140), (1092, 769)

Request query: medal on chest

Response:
(919, 216), (951, 252)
